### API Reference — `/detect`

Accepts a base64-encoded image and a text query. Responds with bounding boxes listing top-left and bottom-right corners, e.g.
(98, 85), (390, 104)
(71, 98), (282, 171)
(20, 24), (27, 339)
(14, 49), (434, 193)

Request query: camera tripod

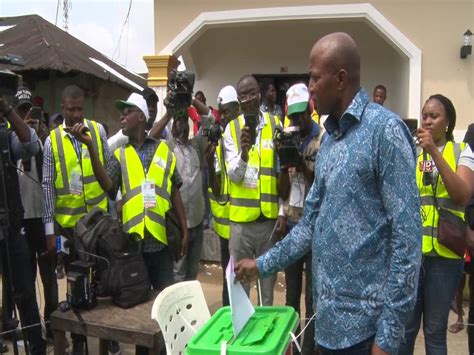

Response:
(0, 122), (30, 355)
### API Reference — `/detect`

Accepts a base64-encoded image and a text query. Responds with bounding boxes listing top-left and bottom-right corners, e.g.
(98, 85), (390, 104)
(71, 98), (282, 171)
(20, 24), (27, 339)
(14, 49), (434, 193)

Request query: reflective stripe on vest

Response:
(51, 120), (107, 228)
(208, 140), (230, 239)
(416, 141), (466, 259)
(116, 141), (176, 243)
(229, 113), (280, 222)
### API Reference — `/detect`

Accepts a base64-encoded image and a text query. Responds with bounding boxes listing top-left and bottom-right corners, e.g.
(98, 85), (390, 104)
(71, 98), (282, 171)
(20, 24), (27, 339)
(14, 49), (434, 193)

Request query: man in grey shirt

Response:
(153, 97), (213, 282)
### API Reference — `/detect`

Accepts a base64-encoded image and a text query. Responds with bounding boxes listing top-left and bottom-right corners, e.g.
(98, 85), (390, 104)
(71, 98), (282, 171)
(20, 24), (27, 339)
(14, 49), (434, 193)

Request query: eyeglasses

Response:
(238, 90), (258, 103)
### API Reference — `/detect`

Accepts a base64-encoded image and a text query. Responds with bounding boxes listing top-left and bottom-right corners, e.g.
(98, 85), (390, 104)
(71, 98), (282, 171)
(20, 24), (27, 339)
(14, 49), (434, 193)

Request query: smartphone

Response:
(31, 106), (42, 121)
(244, 115), (257, 145)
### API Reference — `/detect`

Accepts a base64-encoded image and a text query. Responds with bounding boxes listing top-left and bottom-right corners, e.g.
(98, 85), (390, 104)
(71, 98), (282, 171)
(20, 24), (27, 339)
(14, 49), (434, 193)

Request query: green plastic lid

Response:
(186, 306), (299, 355)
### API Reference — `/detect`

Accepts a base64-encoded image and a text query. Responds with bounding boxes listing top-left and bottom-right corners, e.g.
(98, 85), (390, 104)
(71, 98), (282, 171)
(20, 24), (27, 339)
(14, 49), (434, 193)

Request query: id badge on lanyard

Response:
(244, 149), (259, 189)
(70, 168), (83, 195)
(289, 172), (305, 208)
(142, 180), (156, 209)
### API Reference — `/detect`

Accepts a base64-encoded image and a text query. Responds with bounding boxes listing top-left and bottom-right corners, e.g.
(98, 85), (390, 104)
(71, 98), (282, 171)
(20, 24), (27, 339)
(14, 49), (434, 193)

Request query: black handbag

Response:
(436, 206), (467, 257)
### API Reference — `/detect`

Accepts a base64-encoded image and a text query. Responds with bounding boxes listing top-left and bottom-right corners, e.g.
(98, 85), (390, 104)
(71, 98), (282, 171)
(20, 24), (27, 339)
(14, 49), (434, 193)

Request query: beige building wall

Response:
(154, 0), (473, 130)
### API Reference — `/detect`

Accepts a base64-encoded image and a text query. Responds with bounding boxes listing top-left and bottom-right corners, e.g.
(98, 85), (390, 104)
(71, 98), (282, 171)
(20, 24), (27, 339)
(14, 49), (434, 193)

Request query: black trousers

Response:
(24, 218), (58, 330)
(467, 257), (474, 355)
(285, 251), (315, 355)
(220, 237), (230, 307)
(316, 335), (375, 355)
(1, 222), (46, 355)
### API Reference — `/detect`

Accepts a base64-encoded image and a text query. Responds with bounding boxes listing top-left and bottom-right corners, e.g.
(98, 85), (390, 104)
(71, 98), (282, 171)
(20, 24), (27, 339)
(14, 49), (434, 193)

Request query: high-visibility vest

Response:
(116, 141), (176, 244)
(208, 140), (230, 239)
(416, 141), (466, 259)
(50, 120), (107, 228)
(229, 113), (280, 222)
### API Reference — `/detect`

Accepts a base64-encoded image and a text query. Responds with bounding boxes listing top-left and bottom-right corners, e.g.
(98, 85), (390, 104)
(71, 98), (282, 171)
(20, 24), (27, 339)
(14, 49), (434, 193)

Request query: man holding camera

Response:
(223, 75), (282, 306)
(278, 83), (323, 354)
(0, 96), (46, 354)
(154, 95), (213, 282)
(205, 85), (240, 306)
(13, 87), (58, 341)
(42, 85), (109, 354)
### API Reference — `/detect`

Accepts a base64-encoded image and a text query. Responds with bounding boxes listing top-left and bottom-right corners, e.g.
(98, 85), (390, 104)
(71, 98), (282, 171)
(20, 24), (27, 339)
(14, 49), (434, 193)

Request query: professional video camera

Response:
(67, 259), (97, 310)
(207, 124), (223, 144)
(0, 54), (24, 96)
(164, 69), (195, 115)
(274, 126), (301, 168)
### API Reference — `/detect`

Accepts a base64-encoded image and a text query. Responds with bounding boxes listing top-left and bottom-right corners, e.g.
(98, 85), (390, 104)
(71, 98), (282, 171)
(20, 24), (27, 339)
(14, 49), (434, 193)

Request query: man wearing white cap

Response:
(69, 92), (189, 288)
(278, 83), (323, 354)
(205, 85), (239, 306)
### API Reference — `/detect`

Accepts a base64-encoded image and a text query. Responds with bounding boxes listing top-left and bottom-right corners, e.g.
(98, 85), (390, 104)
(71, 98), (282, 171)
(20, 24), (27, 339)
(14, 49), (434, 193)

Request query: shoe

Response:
(0, 342), (8, 353)
(108, 340), (121, 355)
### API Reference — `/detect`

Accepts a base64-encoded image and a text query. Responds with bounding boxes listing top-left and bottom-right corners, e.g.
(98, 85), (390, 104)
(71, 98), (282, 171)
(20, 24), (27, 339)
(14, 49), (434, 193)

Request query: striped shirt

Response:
(42, 122), (110, 235)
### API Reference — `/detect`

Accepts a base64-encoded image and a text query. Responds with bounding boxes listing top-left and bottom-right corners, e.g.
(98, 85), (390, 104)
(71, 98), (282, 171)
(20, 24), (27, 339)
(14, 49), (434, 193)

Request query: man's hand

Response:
(371, 343), (389, 355)
(275, 215), (287, 239)
(180, 229), (189, 257)
(205, 142), (216, 168)
(46, 234), (56, 255)
(240, 127), (252, 162)
(234, 259), (259, 283)
(65, 123), (92, 146)
(0, 97), (11, 115)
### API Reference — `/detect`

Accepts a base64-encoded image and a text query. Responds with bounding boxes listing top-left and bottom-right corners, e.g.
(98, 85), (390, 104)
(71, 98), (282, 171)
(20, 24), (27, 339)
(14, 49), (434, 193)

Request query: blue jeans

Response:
(398, 256), (464, 355)
(142, 248), (174, 291)
(174, 223), (204, 281)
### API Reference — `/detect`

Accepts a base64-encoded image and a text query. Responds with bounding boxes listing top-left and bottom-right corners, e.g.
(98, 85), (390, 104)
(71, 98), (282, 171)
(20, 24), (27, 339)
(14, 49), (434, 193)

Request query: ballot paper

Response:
(225, 256), (255, 337)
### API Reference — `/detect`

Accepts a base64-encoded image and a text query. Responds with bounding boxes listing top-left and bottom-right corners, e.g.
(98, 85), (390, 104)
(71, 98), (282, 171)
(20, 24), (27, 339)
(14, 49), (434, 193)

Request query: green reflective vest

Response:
(50, 120), (107, 229)
(115, 141), (176, 244)
(416, 141), (466, 259)
(209, 140), (230, 239)
(229, 113), (280, 222)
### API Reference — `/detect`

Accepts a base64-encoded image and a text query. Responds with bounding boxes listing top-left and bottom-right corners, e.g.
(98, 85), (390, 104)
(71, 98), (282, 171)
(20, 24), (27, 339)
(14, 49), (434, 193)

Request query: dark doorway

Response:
(254, 74), (310, 110)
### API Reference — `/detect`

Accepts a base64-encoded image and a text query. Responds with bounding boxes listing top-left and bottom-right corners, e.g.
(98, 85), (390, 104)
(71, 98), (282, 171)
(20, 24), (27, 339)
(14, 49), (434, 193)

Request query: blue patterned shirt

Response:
(257, 89), (422, 353)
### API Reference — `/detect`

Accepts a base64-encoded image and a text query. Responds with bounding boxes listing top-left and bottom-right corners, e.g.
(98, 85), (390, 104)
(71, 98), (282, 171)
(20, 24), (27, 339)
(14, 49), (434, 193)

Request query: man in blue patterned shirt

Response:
(235, 32), (422, 355)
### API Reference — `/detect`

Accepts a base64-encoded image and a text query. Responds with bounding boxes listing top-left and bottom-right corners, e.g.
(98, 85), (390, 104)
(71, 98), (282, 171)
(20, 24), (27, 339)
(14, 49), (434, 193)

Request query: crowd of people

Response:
(0, 31), (473, 355)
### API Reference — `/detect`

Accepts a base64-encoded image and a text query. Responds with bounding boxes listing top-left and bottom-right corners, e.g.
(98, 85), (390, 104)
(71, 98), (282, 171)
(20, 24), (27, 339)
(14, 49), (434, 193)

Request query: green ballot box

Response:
(186, 306), (299, 355)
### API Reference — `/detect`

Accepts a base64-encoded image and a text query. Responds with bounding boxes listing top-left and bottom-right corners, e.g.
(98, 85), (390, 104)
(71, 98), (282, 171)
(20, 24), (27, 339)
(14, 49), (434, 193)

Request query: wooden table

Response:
(50, 295), (163, 355)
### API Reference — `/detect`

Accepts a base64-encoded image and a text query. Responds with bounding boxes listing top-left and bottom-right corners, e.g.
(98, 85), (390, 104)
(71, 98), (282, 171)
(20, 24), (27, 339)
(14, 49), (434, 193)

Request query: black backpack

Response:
(74, 207), (151, 308)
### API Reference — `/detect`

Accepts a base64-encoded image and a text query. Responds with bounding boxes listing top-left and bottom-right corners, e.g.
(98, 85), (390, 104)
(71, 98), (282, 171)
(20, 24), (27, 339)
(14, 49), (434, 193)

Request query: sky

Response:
(0, 0), (154, 74)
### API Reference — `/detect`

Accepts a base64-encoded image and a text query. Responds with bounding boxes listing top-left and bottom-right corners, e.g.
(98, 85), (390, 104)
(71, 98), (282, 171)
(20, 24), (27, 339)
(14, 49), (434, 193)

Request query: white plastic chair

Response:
(151, 280), (211, 355)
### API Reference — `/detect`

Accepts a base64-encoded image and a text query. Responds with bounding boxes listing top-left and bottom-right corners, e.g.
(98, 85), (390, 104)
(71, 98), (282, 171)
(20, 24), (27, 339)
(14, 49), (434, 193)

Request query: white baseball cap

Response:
(286, 83), (310, 116)
(114, 92), (149, 119)
(217, 85), (238, 105)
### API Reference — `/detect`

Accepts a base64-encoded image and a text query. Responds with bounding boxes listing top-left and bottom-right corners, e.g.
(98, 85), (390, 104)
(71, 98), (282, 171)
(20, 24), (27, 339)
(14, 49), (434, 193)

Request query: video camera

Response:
(164, 69), (195, 117)
(274, 126), (301, 168)
(67, 259), (97, 310)
(0, 54), (24, 96)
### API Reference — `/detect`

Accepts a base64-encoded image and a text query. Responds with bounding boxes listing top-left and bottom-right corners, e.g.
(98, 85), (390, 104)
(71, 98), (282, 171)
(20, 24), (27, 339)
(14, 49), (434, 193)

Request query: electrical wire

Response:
(55, 0), (60, 26)
(112, 0), (133, 62)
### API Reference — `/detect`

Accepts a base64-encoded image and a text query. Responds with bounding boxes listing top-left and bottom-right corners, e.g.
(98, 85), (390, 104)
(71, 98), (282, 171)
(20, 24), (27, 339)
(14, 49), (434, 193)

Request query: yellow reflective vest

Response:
(50, 120), (107, 229)
(229, 113), (280, 222)
(208, 140), (230, 239)
(115, 141), (176, 244)
(416, 141), (466, 259)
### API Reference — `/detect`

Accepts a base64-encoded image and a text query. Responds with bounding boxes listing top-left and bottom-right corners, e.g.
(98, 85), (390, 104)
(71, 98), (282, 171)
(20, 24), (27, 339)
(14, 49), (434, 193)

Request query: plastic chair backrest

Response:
(151, 280), (211, 355)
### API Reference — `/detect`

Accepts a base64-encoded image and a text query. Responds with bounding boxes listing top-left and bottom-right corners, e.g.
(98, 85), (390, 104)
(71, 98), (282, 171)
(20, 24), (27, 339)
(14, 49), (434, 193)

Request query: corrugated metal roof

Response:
(0, 15), (147, 91)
